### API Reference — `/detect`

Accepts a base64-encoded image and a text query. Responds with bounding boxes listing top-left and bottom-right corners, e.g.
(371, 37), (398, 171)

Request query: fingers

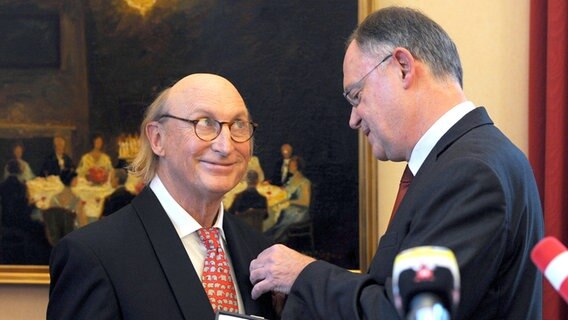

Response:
(251, 278), (272, 300)
(250, 244), (313, 300)
(249, 259), (265, 286)
(249, 245), (281, 300)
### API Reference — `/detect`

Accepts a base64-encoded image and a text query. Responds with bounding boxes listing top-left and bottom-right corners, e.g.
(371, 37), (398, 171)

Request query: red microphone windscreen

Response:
(531, 237), (567, 271)
(531, 236), (568, 304)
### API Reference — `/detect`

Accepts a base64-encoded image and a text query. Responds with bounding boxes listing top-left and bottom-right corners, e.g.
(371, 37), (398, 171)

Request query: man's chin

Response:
(207, 178), (241, 193)
(371, 146), (388, 161)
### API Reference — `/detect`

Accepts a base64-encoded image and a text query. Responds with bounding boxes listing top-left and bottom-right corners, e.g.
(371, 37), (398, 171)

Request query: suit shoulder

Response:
(64, 205), (138, 246)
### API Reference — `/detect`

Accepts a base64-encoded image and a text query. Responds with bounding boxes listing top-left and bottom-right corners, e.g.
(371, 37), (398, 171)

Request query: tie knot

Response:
(198, 227), (221, 251)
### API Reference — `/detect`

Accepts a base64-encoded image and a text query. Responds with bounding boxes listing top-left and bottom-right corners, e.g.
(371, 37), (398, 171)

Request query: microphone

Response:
(530, 236), (568, 303)
(392, 246), (460, 320)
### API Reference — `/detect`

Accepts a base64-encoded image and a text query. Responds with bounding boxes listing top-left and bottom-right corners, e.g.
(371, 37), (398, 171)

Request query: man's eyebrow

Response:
(343, 81), (360, 94)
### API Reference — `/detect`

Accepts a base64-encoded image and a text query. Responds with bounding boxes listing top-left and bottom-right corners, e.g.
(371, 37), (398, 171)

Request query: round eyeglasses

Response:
(159, 114), (257, 143)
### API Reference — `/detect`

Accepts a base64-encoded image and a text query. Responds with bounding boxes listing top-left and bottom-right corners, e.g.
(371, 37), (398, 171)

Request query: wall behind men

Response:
(375, 0), (530, 237)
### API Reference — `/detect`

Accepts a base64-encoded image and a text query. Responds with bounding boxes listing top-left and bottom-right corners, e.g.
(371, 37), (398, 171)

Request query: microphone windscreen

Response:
(531, 237), (567, 271)
(531, 236), (568, 303)
(392, 246), (460, 317)
(397, 267), (454, 313)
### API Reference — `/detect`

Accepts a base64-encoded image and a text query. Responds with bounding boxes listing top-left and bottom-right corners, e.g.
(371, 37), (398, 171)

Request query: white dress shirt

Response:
(408, 101), (477, 175)
(150, 176), (245, 313)
(281, 158), (290, 183)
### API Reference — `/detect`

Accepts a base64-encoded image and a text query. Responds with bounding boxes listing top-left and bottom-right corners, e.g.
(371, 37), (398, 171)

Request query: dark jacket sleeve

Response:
(282, 260), (399, 319)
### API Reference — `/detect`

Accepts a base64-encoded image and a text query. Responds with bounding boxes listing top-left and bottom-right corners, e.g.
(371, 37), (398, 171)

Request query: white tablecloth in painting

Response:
(27, 175), (143, 225)
(71, 177), (115, 220)
(26, 176), (65, 210)
(223, 182), (289, 231)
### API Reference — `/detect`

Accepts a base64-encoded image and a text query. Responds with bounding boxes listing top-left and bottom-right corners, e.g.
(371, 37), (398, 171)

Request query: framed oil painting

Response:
(0, 0), (365, 284)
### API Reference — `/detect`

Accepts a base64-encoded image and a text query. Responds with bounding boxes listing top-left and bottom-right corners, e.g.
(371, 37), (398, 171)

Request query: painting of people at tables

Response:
(0, 0), (358, 270)
(0, 136), (143, 265)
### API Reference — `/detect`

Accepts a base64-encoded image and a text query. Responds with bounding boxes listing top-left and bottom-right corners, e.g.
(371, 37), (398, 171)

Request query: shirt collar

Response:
(408, 101), (476, 175)
(149, 175), (227, 240)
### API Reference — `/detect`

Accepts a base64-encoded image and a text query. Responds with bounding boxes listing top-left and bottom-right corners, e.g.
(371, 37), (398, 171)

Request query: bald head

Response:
(167, 73), (246, 114)
(130, 73), (254, 184)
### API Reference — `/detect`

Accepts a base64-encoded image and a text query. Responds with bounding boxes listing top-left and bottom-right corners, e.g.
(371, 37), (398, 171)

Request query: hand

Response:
(249, 244), (316, 299)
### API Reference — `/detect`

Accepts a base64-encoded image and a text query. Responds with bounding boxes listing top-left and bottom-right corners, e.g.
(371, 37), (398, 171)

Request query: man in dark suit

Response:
(229, 170), (268, 215)
(0, 160), (49, 264)
(249, 7), (544, 319)
(0, 160), (33, 229)
(40, 135), (74, 178)
(269, 143), (293, 186)
(101, 168), (135, 217)
(48, 74), (278, 319)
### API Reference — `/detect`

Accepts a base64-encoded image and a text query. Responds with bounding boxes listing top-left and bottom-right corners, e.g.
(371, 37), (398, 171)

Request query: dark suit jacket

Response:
(47, 187), (277, 320)
(282, 108), (544, 319)
(40, 153), (74, 177)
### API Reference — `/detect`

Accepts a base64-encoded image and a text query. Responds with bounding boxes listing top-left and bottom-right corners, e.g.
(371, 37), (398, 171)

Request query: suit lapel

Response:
(387, 109), (491, 222)
(223, 215), (276, 318)
(374, 108), (495, 280)
(223, 214), (258, 314)
(132, 188), (214, 319)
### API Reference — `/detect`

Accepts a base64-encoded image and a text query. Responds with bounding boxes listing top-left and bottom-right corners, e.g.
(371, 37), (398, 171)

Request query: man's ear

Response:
(146, 122), (166, 156)
(393, 48), (415, 89)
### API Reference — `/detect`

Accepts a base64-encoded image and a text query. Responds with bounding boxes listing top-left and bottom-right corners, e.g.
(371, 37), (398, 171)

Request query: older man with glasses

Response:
(48, 73), (279, 320)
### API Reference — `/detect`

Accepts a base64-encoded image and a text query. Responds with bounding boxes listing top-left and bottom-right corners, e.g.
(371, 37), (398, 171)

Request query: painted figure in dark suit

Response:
(269, 143), (293, 186)
(101, 168), (135, 217)
(249, 7), (544, 320)
(40, 135), (74, 178)
(48, 74), (278, 319)
(0, 160), (50, 264)
(229, 170), (268, 215)
(0, 160), (34, 229)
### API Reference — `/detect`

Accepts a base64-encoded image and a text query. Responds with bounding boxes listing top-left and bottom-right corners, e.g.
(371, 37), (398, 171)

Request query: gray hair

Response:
(348, 6), (463, 88)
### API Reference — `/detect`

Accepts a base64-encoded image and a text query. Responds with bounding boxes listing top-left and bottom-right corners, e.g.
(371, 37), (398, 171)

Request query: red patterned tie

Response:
(197, 227), (239, 312)
(391, 165), (414, 221)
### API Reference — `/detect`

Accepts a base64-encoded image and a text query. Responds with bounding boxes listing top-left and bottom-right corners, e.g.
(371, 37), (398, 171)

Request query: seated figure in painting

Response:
(40, 135), (75, 178)
(3, 141), (35, 182)
(101, 168), (136, 218)
(0, 160), (50, 264)
(0, 159), (35, 229)
(230, 170), (268, 215)
(43, 170), (81, 246)
(246, 155), (265, 183)
(264, 155), (311, 243)
(76, 133), (114, 185)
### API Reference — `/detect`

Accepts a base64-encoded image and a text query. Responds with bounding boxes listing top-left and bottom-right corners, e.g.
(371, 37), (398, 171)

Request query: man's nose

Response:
(211, 125), (235, 154)
(349, 107), (362, 129)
